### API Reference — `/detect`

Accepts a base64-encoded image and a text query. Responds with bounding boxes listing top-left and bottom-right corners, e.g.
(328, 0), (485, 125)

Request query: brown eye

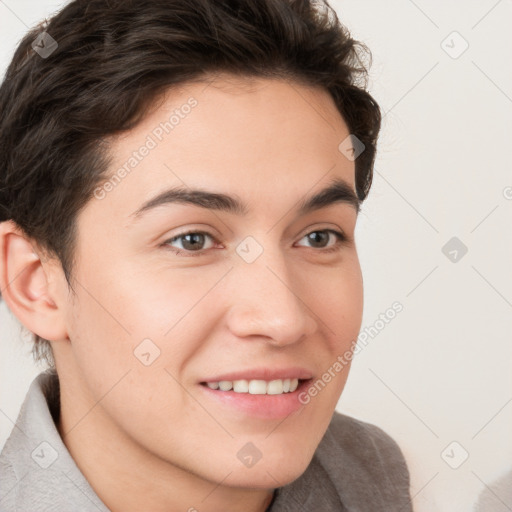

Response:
(296, 229), (346, 251)
(177, 233), (206, 251)
(164, 231), (216, 255)
(306, 231), (330, 248)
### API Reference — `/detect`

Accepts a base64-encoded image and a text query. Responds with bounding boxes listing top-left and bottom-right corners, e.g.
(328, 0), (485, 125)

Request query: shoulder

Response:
(0, 372), (110, 512)
(314, 411), (413, 510)
(0, 453), (17, 510)
(327, 410), (409, 465)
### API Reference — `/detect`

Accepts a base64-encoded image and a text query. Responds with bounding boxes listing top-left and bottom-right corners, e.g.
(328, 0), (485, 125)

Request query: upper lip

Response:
(200, 367), (314, 383)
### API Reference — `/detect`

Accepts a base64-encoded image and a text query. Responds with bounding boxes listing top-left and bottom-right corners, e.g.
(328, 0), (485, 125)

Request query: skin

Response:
(0, 74), (364, 512)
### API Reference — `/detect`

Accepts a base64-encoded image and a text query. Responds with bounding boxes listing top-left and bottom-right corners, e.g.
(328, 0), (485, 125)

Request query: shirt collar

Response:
(0, 371), (110, 511)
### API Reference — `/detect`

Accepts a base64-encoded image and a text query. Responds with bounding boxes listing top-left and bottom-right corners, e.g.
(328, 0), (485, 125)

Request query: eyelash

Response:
(162, 229), (347, 257)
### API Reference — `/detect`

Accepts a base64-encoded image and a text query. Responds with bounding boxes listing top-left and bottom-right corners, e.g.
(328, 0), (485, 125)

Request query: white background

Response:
(1, 1), (511, 511)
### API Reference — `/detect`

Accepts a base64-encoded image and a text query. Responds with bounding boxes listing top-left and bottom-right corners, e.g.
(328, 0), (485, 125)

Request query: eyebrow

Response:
(129, 177), (360, 221)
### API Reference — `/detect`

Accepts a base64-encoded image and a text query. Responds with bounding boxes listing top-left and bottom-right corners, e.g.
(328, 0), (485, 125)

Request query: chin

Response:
(217, 448), (315, 490)
(224, 469), (307, 490)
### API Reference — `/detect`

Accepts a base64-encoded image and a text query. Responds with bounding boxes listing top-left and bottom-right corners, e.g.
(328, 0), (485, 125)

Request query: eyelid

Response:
(167, 229), (216, 242)
(296, 222), (346, 240)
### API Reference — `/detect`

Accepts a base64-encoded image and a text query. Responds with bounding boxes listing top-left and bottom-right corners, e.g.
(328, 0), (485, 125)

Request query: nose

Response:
(224, 246), (319, 347)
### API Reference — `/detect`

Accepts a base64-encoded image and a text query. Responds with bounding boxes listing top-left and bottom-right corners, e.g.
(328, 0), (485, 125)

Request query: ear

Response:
(0, 220), (69, 341)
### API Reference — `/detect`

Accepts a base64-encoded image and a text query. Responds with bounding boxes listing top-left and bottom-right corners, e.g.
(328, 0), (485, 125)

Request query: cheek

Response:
(66, 253), (219, 395)
(313, 256), (364, 349)
(64, 287), (135, 401)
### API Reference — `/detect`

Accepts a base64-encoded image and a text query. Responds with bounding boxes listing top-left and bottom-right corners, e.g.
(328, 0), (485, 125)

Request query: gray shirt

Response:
(0, 371), (413, 511)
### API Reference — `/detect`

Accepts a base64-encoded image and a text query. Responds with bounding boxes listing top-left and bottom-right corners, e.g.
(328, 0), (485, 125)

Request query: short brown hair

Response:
(0, 0), (381, 370)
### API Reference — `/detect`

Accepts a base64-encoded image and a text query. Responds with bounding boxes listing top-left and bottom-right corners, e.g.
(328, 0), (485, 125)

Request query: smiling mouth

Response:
(200, 378), (308, 395)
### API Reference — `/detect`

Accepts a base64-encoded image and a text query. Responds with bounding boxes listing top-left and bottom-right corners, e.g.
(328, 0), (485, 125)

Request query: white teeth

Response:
(233, 379), (249, 392)
(248, 380), (267, 394)
(204, 378), (302, 395)
(218, 381), (233, 391)
(267, 379), (284, 395)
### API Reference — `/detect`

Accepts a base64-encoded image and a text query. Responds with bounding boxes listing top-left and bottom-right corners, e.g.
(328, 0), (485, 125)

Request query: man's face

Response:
(55, 75), (364, 487)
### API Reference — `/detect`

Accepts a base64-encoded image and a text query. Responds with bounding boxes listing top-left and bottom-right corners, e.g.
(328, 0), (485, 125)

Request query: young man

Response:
(0, 0), (413, 510)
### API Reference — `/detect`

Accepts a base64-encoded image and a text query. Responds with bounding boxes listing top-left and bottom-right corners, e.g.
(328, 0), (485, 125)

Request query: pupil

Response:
(183, 233), (204, 250)
(309, 231), (327, 247)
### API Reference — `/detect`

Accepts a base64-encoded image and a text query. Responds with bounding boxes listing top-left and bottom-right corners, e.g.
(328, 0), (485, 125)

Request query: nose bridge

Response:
(225, 240), (317, 344)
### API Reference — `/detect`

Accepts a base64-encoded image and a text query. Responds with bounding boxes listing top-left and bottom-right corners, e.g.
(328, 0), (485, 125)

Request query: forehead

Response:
(86, 75), (356, 226)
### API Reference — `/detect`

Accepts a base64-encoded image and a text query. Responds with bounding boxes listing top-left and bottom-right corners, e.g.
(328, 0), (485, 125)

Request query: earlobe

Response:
(0, 220), (68, 341)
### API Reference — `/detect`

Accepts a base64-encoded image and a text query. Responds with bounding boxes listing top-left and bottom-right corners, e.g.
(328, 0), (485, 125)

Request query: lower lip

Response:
(198, 380), (311, 420)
